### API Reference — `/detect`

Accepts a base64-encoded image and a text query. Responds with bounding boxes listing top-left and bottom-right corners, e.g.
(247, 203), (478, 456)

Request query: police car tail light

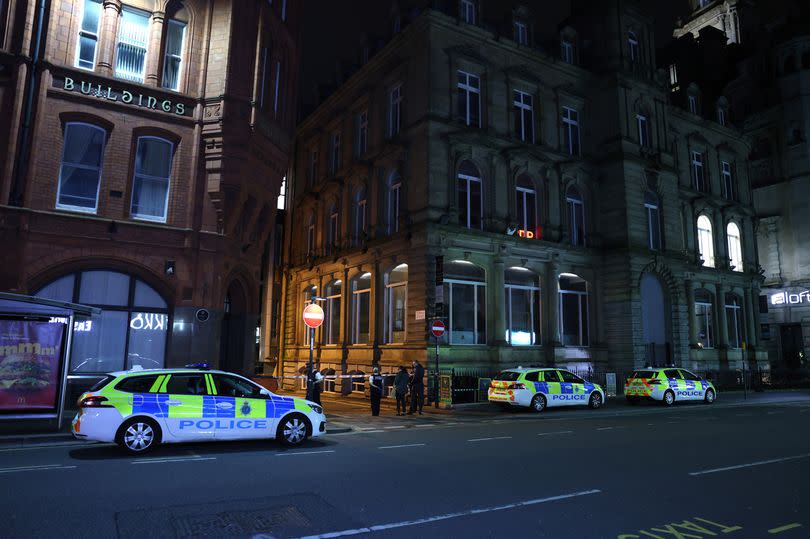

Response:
(80, 396), (112, 408)
(507, 383), (525, 390)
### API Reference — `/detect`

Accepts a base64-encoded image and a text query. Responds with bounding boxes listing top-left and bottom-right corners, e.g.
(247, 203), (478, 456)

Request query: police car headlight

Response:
(309, 404), (323, 414)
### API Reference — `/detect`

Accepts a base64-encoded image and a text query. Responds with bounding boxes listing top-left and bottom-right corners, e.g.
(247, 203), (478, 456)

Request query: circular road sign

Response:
(431, 319), (446, 338)
(303, 303), (325, 329)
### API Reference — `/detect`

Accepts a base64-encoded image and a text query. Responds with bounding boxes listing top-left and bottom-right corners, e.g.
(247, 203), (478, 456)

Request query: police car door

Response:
(663, 369), (686, 400)
(209, 374), (271, 440)
(559, 370), (588, 406)
(679, 369), (704, 400)
(541, 370), (563, 407)
(161, 373), (214, 441)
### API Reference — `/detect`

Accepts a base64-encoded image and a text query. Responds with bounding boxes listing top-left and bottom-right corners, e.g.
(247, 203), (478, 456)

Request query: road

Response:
(2, 394), (810, 538)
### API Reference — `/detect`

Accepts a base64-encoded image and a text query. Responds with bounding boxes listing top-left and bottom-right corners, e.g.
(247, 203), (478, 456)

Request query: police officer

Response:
(369, 367), (384, 416)
(307, 370), (323, 405)
(408, 360), (425, 415)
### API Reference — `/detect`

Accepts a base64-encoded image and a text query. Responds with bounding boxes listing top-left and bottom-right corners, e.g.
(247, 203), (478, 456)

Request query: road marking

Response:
(537, 431), (573, 437)
(383, 426), (405, 429)
(467, 436), (512, 442)
(767, 411), (785, 415)
(356, 427), (377, 431)
(359, 430), (385, 433)
(379, 443), (426, 450)
(295, 489), (601, 539)
(0, 464), (76, 474)
(0, 442), (116, 452)
(276, 450), (336, 457)
(768, 523), (802, 534)
(132, 457), (216, 465)
(596, 426), (616, 431)
(689, 453), (810, 476)
(414, 424), (435, 428)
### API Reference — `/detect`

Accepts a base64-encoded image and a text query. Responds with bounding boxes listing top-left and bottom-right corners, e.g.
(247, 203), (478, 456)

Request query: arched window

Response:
(644, 191), (661, 251)
(351, 272), (371, 344)
(388, 172), (402, 234)
(695, 289), (714, 349)
(327, 204), (339, 255)
(566, 186), (585, 247)
(131, 136), (174, 222)
(443, 261), (486, 345)
(353, 187), (367, 246)
(687, 85), (701, 115)
(320, 368), (336, 393)
(349, 370), (366, 393)
(57, 122), (106, 212)
(385, 264), (408, 343)
(559, 273), (589, 347)
(324, 279), (342, 345)
(727, 222), (743, 272)
(725, 294), (744, 349)
(35, 271), (169, 373)
(505, 267), (540, 345)
(697, 215), (715, 267)
(515, 175), (538, 239)
(458, 161), (482, 229)
(628, 31), (639, 63)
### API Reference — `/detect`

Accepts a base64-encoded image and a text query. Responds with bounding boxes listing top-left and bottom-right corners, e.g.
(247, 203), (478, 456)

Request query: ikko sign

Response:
(770, 289), (810, 307)
(303, 304), (325, 329)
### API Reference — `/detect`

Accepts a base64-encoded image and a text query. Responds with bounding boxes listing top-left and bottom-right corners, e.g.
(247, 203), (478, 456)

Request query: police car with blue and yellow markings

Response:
(624, 367), (716, 406)
(71, 366), (326, 453)
(488, 367), (605, 412)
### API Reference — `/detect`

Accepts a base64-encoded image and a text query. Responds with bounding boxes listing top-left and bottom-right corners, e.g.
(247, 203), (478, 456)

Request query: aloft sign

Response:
(770, 290), (810, 306)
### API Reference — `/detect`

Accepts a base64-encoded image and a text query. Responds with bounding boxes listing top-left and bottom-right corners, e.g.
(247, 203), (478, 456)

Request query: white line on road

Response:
(294, 489), (602, 539)
(131, 457), (216, 465)
(537, 431), (573, 437)
(596, 427), (616, 431)
(467, 436), (512, 442)
(276, 450), (336, 457)
(689, 453), (810, 476)
(0, 464), (77, 474)
(0, 442), (115, 452)
(383, 426), (406, 429)
(414, 424), (436, 428)
(378, 443), (426, 450)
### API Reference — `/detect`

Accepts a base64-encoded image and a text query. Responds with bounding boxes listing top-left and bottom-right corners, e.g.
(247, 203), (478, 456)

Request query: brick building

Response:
(0, 0), (299, 397)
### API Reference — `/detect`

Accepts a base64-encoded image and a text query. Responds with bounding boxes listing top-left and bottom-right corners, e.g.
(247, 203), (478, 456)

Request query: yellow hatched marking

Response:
(149, 375), (165, 393)
(159, 375), (170, 393)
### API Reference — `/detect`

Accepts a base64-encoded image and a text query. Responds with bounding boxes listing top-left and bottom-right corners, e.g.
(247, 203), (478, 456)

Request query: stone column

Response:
(714, 211), (728, 270)
(97, 1), (123, 77)
(746, 286), (759, 348)
(492, 258), (506, 346)
(547, 257), (561, 346)
(716, 283), (728, 349)
(143, 8), (166, 86)
(686, 280), (698, 347)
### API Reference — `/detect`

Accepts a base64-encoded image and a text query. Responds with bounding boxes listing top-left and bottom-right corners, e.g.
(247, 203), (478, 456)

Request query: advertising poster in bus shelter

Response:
(0, 319), (65, 412)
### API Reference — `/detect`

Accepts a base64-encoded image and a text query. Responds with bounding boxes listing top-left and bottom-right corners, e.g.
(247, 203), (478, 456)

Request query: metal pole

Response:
(434, 336), (439, 408)
(306, 326), (314, 402)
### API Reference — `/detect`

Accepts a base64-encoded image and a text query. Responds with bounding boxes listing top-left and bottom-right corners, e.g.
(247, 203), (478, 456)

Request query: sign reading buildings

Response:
(53, 75), (192, 117)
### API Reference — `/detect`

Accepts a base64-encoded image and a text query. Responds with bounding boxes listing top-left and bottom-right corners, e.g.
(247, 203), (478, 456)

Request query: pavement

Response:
(1, 390), (810, 538)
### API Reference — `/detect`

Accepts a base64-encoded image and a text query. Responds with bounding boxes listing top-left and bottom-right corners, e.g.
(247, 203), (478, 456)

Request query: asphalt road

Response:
(2, 394), (810, 539)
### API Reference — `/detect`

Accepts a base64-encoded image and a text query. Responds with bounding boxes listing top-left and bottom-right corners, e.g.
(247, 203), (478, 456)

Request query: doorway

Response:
(640, 273), (670, 367)
(780, 324), (804, 369)
(220, 281), (248, 374)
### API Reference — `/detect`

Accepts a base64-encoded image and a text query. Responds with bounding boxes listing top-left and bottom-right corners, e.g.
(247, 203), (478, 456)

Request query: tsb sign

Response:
(771, 290), (810, 306)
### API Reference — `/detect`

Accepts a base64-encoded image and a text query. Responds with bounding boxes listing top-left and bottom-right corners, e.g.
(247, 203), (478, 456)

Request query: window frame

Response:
(559, 276), (589, 347)
(562, 106), (581, 156)
(56, 122), (107, 214)
(161, 19), (186, 91)
(388, 175), (402, 234)
(695, 292), (714, 349)
(324, 281), (342, 345)
(385, 272), (408, 344)
(457, 71), (482, 128)
(505, 275), (541, 346)
(725, 295), (743, 349)
(697, 215), (715, 268)
(561, 39), (575, 64)
(514, 90), (534, 143)
(458, 166), (483, 230)
(515, 179), (537, 236)
(328, 131), (341, 176)
(726, 221), (743, 272)
(76, 0), (102, 71)
(388, 84), (402, 137)
(514, 20), (528, 45)
(115, 6), (151, 83)
(351, 274), (371, 345)
(645, 192), (662, 251)
(636, 114), (649, 147)
(130, 136), (174, 223)
(628, 31), (639, 63)
(327, 206), (339, 255)
(354, 191), (367, 245)
(445, 278), (486, 346)
(688, 94), (698, 115)
(307, 148), (318, 186)
(355, 109), (368, 157)
(691, 151), (706, 192)
(566, 188), (585, 247)
(460, 0), (476, 24)
(721, 160), (735, 200)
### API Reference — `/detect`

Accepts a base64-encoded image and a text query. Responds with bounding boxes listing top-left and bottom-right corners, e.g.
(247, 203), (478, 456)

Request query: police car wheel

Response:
(662, 390), (675, 406)
(704, 389), (716, 404)
(530, 394), (546, 413)
(277, 413), (311, 446)
(116, 417), (160, 454)
(588, 392), (603, 409)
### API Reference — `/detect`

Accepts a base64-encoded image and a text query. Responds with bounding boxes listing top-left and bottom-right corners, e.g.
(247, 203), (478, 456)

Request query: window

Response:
(559, 274), (589, 347)
(680, 369), (701, 381)
(637, 114), (649, 147)
(165, 374), (207, 395)
(697, 215), (715, 267)
(57, 123), (106, 212)
(115, 375), (160, 393)
(457, 160), (482, 229)
(562, 107), (580, 156)
(628, 31), (639, 63)
(277, 176), (286, 210)
(329, 131), (341, 175)
(505, 268), (541, 345)
(388, 173), (402, 234)
(388, 84), (402, 137)
(324, 280), (342, 345)
(115, 7), (150, 82)
(566, 186), (585, 247)
(355, 110), (368, 156)
(561, 39), (575, 64)
(695, 289), (714, 349)
(513, 90), (534, 143)
(258, 46), (270, 109)
(351, 273), (371, 344)
(305, 214), (315, 257)
(457, 71), (481, 127)
(688, 94), (698, 115)
(524, 371), (539, 382)
(691, 151), (706, 192)
(721, 161), (735, 200)
(559, 370), (584, 384)
(460, 0), (476, 24)
(307, 148), (318, 186)
(725, 294), (744, 349)
(353, 188), (367, 245)
(35, 271), (169, 374)
(443, 261), (486, 345)
(131, 137), (173, 222)
(350, 371), (366, 393)
(515, 175), (537, 238)
(543, 370), (561, 382)
(645, 191), (662, 251)
(698, 0), (712, 9)
(211, 374), (263, 398)
(392, 15), (401, 34)
(273, 60), (282, 117)
(327, 206), (339, 255)
(514, 20), (528, 45)
(385, 264), (408, 343)
(727, 222), (743, 272)
(664, 369), (682, 380)
(162, 20), (186, 90)
(669, 64), (679, 90)
(76, 0), (102, 70)
(717, 106), (726, 126)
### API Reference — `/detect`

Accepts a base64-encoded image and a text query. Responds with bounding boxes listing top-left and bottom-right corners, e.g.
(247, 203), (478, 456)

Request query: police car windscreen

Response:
(631, 371), (657, 379)
(88, 375), (115, 392)
(494, 371), (521, 381)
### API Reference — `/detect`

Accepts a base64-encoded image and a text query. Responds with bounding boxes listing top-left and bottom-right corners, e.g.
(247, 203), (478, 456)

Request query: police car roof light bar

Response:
(185, 363), (211, 370)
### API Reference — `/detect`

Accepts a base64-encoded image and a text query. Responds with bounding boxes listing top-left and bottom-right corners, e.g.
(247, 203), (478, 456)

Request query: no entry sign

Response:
(431, 319), (445, 338)
(303, 303), (325, 329)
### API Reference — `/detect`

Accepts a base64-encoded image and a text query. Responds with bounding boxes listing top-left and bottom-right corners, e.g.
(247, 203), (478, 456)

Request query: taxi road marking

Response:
(768, 523), (802, 534)
(276, 450), (335, 456)
(0, 464), (77, 474)
(379, 443), (426, 450)
(295, 489), (601, 539)
(132, 457), (216, 465)
(689, 453), (810, 476)
(467, 436), (512, 442)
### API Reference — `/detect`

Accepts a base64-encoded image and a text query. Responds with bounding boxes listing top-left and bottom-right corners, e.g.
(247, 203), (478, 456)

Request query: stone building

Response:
(0, 0), (299, 397)
(278, 0), (766, 395)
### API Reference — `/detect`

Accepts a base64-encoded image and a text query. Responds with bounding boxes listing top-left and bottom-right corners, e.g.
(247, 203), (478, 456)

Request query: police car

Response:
(71, 366), (326, 453)
(624, 367), (717, 406)
(488, 368), (605, 412)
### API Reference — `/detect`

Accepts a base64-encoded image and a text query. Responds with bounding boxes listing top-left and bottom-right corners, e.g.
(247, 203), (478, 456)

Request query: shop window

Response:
(35, 271), (169, 373)
(57, 123), (106, 213)
(162, 20), (186, 91)
(115, 7), (150, 82)
(559, 273), (589, 347)
(385, 264), (408, 343)
(131, 137), (174, 222)
(695, 289), (714, 349)
(324, 280), (342, 345)
(76, 0), (102, 70)
(443, 261), (486, 345)
(458, 160), (482, 229)
(351, 272), (371, 344)
(505, 267), (540, 345)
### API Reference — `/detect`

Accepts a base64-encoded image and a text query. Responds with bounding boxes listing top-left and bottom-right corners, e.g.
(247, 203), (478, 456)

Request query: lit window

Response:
(644, 191), (661, 251)
(721, 160), (735, 200)
(725, 294), (743, 349)
(695, 289), (714, 349)
(514, 21), (528, 45)
(162, 20), (186, 91)
(559, 274), (589, 347)
(351, 273), (371, 344)
(57, 123), (106, 212)
(458, 160), (482, 229)
(388, 84), (402, 137)
(76, 0), (102, 70)
(561, 39), (575, 64)
(131, 137), (174, 222)
(115, 7), (150, 82)
(513, 90), (534, 143)
(276, 176), (286, 210)
(457, 71), (481, 127)
(697, 215), (715, 267)
(329, 131), (341, 175)
(388, 173), (402, 234)
(562, 106), (580, 156)
(691, 151), (706, 192)
(566, 186), (585, 247)
(505, 268), (540, 345)
(385, 264), (408, 343)
(355, 110), (368, 156)
(442, 261), (486, 345)
(324, 280), (342, 345)
(460, 0), (476, 24)
(515, 175), (537, 237)
(727, 222), (743, 272)
(637, 114), (649, 147)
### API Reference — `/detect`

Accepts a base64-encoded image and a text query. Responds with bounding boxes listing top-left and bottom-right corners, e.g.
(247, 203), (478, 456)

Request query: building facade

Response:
(279, 0), (766, 395)
(0, 0), (300, 397)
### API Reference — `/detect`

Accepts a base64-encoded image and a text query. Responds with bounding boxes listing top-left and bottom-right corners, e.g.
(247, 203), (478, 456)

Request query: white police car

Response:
(71, 366), (326, 453)
(488, 367), (605, 412)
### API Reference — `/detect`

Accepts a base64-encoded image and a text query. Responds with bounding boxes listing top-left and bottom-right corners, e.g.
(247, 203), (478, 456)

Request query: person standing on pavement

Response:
(369, 367), (384, 416)
(307, 370), (323, 405)
(393, 366), (409, 416)
(408, 360), (425, 415)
